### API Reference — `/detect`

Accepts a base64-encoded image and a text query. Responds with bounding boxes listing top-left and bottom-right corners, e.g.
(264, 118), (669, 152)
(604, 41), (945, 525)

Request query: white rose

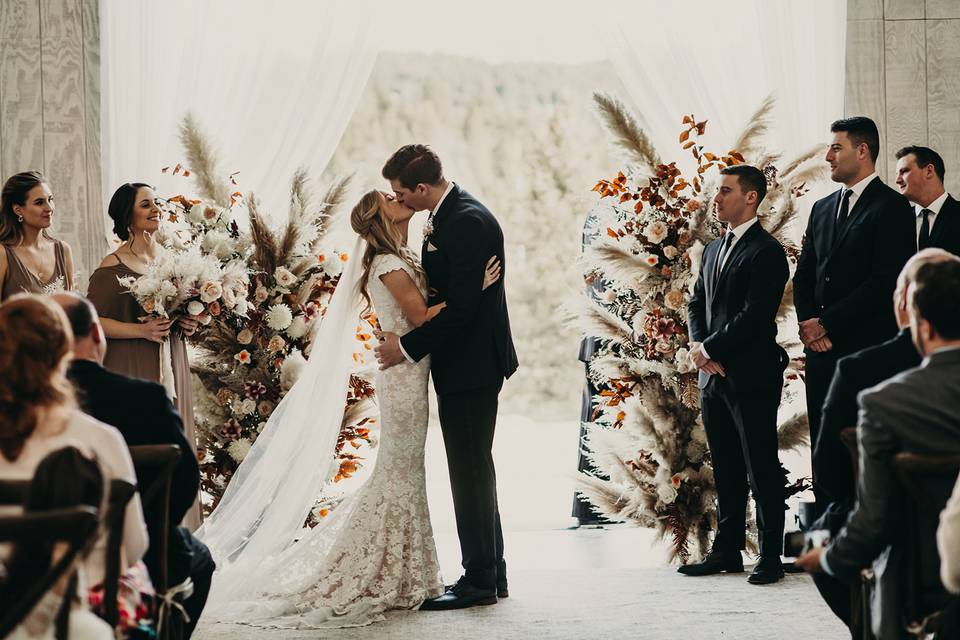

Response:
(286, 315), (309, 339)
(265, 303), (293, 331)
(674, 348), (695, 373)
(274, 267), (297, 289)
(255, 286), (269, 303)
(234, 397), (257, 417)
(186, 300), (205, 316)
(643, 221), (668, 245)
(657, 482), (678, 505)
(200, 281), (223, 303)
(237, 328), (254, 345)
(663, 245), (679, 260)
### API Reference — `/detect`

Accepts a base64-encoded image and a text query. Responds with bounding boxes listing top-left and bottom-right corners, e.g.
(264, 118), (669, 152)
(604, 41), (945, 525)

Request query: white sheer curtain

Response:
(99, 0), (381, 235)
(604, 0), (845, 182)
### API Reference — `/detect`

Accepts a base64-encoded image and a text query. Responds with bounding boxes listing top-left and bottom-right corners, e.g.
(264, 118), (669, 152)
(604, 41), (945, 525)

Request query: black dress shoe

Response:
(747, 557), (785, 585)
(445, 578), (508, 598)
(677, 550), (744, 576)
(422, 582), (497, 610)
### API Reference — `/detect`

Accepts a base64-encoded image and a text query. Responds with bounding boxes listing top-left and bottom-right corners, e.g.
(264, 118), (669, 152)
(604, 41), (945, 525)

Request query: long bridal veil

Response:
(196, 236), (366, 601)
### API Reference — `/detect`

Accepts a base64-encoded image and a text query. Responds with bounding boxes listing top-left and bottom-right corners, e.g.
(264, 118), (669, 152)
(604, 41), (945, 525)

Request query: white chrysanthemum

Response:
(234, 397), (257, 417)
(227, 438), (253, 463)
(280, 349), (306, 392)
(265, 303), (293, 331)
(286, 315), (309, 339)
(189, 202), (209, 225)
(274, 267), (297, 289)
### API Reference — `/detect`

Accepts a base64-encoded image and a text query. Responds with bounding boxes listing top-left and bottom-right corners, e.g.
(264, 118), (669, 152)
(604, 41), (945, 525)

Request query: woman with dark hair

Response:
(0, 171), (75, 301)
(0, 294), (148, 591)
(3, 447), (113, 640)
(86, 183), (201, 528)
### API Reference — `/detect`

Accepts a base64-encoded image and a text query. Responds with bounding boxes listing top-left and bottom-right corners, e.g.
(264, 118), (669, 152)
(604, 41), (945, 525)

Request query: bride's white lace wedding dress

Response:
(209, 253), (444, 628)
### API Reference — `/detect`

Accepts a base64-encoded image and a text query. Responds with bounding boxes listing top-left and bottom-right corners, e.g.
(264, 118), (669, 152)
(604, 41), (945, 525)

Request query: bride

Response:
(196, 189), (500, 628)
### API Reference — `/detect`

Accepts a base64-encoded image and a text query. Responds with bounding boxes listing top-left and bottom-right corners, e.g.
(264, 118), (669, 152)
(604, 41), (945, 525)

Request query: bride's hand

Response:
(482, 256), (501, 290)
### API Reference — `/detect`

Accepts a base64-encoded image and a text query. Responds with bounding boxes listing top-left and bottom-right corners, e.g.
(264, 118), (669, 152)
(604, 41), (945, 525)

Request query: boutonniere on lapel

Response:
(422, 212), (436, 238)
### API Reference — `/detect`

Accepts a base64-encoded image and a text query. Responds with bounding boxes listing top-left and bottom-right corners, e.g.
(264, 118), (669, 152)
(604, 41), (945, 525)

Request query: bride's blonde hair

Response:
(350, 190), (426, 314)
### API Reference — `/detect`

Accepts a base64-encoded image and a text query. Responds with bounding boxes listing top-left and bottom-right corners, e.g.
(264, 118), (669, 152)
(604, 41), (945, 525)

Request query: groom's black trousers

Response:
(437, 383), (506, 590)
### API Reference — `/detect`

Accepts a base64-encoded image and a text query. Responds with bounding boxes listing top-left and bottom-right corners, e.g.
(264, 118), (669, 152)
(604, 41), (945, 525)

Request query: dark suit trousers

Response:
(437, 384), (506, 590)
(805, 352), (840, 507)
(702, 382), (785, 557)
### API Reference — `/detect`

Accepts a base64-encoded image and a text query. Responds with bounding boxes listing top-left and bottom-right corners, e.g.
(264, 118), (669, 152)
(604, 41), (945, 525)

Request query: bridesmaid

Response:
(0, 171), (75, 301)
(87, 182), (202, 528)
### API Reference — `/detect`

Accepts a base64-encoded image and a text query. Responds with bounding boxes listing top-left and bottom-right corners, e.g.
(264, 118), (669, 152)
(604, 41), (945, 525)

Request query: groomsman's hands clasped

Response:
(688, 341), (725, 377)
(798, 317), (833, 352)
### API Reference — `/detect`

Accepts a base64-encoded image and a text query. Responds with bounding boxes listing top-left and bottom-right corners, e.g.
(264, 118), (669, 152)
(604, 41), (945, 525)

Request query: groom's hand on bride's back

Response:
(374, 331), (405, 370)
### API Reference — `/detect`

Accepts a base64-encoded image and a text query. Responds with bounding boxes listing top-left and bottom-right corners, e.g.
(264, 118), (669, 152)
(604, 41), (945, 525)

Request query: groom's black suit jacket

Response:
(793, 177), (915, 356)
(687, 221), (790, 392)
(401, 184), (518, 395)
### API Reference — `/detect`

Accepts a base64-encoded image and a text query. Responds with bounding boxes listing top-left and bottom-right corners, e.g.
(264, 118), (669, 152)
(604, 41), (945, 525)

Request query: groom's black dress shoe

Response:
(422, 582), (497, 610)
(747, 556), (785, 585)
(676, 550), (744, 576)
(445, 581), (508, 598)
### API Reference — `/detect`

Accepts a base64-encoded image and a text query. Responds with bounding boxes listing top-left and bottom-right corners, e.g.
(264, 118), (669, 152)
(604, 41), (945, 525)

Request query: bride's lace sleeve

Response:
(370, 253), (415, 282)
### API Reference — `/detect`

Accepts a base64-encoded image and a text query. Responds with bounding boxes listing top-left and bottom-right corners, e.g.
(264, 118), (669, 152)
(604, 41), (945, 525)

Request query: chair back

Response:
(892, 452), (960, 635)
(129, 444), (182, 640)
(102, 478), (137, 628)
(0, 505), (99, 637)
(0, 479), (28, 506)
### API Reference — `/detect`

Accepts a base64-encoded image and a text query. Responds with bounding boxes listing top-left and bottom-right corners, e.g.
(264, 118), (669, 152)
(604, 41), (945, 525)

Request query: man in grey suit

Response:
(797, 254), (960, 639)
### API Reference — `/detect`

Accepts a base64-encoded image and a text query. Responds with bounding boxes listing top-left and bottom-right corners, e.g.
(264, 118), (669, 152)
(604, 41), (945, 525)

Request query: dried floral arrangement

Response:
(130, 115), (379, 518)
(574, 94), (825, 562)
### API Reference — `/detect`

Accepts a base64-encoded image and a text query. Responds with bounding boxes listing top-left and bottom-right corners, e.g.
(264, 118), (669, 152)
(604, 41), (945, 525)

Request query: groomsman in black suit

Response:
(683, 165), (790, 585)
(793, 117), (915, 508)
(894, 145), (960, 255)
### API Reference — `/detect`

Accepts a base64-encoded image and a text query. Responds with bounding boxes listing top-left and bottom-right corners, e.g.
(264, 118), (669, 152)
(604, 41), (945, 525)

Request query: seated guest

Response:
(894, 146), (960, 255)
(813, 249), (956, 516)
(0, 294), (148, 590)
(3, 447), (113, 640)
(798, 257), (960, 639)
(52, 292), (213, 638)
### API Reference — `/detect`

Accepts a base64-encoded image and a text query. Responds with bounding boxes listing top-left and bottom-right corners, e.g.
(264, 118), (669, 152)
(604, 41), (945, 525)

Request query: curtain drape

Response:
(99, 0), (380, 239)
(604, 0), (846, 217)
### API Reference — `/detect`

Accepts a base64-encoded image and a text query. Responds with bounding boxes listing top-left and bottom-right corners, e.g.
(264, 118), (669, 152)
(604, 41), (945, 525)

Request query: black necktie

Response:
(836, 188), (853, 230)
(918, 208), (932, 250)
(714, 231), (735, 285)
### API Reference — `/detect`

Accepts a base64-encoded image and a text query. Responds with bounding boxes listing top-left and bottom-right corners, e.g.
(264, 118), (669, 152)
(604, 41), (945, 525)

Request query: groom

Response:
(375, 144), (519, 610)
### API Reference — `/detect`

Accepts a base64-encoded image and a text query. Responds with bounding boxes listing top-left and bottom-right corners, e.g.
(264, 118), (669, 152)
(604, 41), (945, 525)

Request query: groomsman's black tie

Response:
(714, 231), (735, 286)
(918, 208), (932, 250)
(836, 188), (853, 230)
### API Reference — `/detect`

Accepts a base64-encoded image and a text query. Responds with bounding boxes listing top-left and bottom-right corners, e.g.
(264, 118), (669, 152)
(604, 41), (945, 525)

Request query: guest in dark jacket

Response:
(893, 145), (960, 255)
(52, 293), (213, 638)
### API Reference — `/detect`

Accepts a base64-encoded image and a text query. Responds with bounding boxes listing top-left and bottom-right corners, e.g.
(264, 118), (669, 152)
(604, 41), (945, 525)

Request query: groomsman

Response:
(793, 117), (915, 508)
(683, 165), (790, 585)
(894, 145), (960, 255)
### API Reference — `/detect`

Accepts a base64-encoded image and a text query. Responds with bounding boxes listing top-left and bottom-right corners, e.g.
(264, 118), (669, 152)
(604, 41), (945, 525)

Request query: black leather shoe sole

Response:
(420, 593), (498, 611)
(445, 584), (508, 598)
(747, 569), (785, 585)
(677, 563), (744, 576)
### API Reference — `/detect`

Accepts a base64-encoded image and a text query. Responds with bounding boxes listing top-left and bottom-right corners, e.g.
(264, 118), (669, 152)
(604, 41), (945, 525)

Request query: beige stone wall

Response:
(846, 0), (960, 194)
(0, 0), (105, 287)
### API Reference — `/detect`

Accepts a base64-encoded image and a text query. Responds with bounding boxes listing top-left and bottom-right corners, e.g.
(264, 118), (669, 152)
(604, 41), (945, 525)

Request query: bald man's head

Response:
(51, 292), (106, 363)
(894, 248), (960, 329)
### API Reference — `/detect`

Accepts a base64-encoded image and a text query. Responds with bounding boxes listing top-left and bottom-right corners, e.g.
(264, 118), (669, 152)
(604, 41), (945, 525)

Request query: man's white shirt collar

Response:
(914, 191), (949, 216)
(430, 181), (456, 217)
(846, 172), (878, 198)
(727, 216), (758, 240)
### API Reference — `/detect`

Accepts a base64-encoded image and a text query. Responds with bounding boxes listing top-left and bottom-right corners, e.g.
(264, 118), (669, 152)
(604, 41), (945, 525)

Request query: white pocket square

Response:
(426, 241), (439, 252)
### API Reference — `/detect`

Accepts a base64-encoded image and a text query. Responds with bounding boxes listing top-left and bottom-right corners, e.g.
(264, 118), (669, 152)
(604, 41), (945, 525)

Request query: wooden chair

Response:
(0, 479), (28, 506)
(0, 505), (99, 638)
(892, 452), (960, 638)
(129, 444), (184, 640)
(102, 478), (137, 628)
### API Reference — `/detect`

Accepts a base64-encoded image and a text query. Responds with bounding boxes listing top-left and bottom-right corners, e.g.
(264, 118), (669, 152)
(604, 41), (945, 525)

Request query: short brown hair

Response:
(381, 144), (443, 191)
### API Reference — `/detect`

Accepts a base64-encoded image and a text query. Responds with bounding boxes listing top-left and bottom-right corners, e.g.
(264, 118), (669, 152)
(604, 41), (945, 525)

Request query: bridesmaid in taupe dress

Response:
(0, 171), (76, 301)
(88, 182), (203, 528)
